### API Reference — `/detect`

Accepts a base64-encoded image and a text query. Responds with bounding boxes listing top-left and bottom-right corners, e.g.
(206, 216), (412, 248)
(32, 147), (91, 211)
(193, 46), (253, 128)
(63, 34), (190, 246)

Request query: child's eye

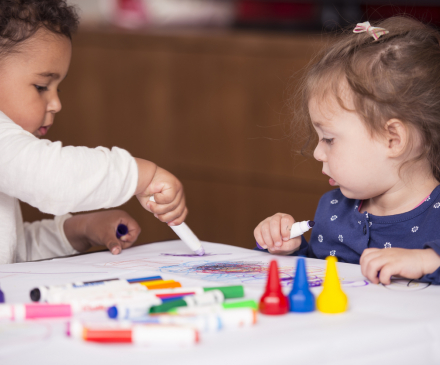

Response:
(321, 138), (334, 145)
(34, 85), (48, 92)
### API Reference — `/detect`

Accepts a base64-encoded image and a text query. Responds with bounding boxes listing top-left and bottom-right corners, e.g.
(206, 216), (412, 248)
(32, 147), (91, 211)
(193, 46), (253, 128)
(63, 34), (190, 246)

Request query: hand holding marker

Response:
(149, 196), (205, 255)
(256, 220), (315, 250)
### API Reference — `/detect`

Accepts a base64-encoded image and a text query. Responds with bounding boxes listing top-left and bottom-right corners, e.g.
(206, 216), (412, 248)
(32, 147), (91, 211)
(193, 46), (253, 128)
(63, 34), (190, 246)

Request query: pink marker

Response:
(0, 303), (74, 320)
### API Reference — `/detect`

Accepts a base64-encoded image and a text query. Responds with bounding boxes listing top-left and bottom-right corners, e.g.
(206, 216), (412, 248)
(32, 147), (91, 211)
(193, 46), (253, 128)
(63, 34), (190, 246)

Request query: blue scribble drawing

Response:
(159, 260), (368, 287)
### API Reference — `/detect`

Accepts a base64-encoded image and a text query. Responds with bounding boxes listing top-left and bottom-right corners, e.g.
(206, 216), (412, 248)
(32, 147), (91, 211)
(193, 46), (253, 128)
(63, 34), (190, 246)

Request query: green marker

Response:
(150, 290), (224, 313)
(148, 285), (245, 313)
(168, 299), (258, 315)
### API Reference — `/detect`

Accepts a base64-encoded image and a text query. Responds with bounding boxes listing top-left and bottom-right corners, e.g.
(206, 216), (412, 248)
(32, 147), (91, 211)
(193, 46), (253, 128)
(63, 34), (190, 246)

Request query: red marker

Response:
(0, 303), (74, 320)
(259, 260), (289, 315)
(69, 321), (199, 346)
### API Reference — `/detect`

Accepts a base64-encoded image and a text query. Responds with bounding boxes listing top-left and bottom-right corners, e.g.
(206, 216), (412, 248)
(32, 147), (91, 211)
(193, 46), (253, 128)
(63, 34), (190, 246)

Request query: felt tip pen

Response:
(30, 275), (162, 302)
(0, 284), (4, 303)
(149, 196), (205, 256)
(150, 290), (224, 314)
(169, 299), (258, 315)
(68, 291), (161, 312)
(69, 321), (199, 346)
(134, 308), (257, 332)
(48, 281), (181, 304)
(141, 285), (244, 300)
(116, 224), (129, 239)
(0, 303), (75, 320)
(256, 220), (315, 249)
(109, 290), (224, 318)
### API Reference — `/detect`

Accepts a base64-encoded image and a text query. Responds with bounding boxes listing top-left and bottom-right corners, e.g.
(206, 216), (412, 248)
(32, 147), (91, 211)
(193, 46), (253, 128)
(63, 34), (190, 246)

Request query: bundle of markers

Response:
(0, 275), (257, 347)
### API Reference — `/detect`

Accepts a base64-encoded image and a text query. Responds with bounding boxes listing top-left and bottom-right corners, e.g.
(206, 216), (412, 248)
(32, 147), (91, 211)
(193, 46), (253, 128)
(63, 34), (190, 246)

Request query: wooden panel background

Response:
(20, 29), (333, 251)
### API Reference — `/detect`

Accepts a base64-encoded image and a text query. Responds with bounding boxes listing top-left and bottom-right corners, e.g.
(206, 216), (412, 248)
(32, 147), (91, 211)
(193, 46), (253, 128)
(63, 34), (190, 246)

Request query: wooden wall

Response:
(20, 28), (332, 251)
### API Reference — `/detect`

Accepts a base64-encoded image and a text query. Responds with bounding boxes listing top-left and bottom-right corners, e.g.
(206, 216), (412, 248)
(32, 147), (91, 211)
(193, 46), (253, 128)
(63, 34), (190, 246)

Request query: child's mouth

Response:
(38, 126), (50, 136)
(329, 178), (337, 186)
(323, 171), (338, 186)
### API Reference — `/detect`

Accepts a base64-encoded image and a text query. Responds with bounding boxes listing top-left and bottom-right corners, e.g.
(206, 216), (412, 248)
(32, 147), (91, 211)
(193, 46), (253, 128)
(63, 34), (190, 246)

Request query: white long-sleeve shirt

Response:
(0, 112), (138, 264)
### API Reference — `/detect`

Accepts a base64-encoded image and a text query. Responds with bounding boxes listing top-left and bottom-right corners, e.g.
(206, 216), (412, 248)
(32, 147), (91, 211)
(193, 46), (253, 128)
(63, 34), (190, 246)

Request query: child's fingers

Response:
(360, 249), (384, 284)
(269, 215), (283, 248)
(280, 215), (295, 241)
(254, 225), (266, 249)
(108, 241), (122, 255)
(378, 265), (394, 285)
(261, 220), (275, 251)
(148, 191), (184, 215)
(165, 207), (189, 226)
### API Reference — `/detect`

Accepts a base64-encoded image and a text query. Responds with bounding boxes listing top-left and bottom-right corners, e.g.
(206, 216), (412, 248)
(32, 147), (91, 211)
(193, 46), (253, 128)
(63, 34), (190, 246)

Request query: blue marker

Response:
(288, 257), (315, 312)
(116, 224), (129, 239)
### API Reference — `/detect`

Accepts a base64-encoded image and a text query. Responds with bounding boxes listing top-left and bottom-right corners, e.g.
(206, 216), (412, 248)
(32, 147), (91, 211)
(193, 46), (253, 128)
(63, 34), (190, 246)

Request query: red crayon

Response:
(259, 260), (289, 315)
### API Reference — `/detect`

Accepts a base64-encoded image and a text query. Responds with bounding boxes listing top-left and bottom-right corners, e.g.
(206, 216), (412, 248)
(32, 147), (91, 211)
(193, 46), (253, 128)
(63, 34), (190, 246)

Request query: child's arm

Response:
(360, 248), (440, 284)
(254, 213), (302, 255)
(63, 210), (141, 254)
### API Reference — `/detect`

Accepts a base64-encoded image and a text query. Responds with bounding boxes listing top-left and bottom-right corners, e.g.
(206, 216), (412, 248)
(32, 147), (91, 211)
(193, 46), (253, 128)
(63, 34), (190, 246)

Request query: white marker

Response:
(256, 220), (315, 250)
(149, 196), (205, 255)
(290, 220), (315, 239)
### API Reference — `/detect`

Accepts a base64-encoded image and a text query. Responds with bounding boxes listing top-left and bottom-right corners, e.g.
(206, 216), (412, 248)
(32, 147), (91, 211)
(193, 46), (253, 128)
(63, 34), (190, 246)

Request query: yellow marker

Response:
(316, 256), (348, 314)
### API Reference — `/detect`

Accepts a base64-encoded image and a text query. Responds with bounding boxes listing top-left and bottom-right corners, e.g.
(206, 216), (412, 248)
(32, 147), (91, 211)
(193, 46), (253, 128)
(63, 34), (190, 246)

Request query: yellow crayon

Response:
(316, 256), (348, 314)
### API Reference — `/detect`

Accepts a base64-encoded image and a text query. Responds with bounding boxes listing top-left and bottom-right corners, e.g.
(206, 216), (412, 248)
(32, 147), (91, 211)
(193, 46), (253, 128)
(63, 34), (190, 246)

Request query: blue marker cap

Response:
(116, 224), (129, 239)
(0, 284), (4, 303)
(288, 257), (315, 312)
(108, 306), (118, 319)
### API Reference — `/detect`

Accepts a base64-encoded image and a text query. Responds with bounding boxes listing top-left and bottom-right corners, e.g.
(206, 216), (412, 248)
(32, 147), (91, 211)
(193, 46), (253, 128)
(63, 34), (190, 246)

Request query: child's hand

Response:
(254, 213), (302, 255)
(135, 161), (187, 226)
(360, 248), (440, 284)
(64, 210), (141, 254)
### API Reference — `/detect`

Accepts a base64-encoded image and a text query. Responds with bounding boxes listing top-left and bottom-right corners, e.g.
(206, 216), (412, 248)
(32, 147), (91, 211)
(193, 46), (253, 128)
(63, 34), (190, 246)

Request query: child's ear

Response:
(384, 119), (409, 158)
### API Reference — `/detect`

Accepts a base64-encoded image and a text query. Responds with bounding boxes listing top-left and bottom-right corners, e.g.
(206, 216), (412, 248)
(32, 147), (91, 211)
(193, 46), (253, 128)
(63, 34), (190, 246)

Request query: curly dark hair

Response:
(0, 0), (79, 57)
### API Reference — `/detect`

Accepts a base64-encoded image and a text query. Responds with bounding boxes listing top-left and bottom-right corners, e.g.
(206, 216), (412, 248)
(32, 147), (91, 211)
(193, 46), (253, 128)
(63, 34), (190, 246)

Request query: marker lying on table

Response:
(169, 299), (258, 315)
(256, 220), (315, 250)
(149, 196), (205, 255)
(133, 308), (258, 332)
(30, 275), (162, 302)
(149, 290), (224, 314)
(47, 280), (181, 304)
(0, 303), (75, 320)
(149, 285), (244, 300)
(69, 321), (199, 346)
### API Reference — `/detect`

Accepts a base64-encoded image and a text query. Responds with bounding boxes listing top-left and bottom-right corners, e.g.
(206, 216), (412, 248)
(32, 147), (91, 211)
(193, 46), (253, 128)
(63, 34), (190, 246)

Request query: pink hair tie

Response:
(353, 21), (389, 41)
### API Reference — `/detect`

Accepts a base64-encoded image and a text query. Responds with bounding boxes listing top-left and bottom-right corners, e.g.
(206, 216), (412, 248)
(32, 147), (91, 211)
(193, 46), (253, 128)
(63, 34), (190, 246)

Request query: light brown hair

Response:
(295, 16), (440, 181)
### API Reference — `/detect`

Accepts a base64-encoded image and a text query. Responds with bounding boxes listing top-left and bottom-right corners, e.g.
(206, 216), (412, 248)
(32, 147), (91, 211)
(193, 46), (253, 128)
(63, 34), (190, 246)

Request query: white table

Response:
(1, 241), (439, 365)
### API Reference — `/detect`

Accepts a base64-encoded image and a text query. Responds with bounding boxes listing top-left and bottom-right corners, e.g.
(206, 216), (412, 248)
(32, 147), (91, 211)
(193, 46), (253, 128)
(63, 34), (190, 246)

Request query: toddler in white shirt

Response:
(0, 0), (187, 264)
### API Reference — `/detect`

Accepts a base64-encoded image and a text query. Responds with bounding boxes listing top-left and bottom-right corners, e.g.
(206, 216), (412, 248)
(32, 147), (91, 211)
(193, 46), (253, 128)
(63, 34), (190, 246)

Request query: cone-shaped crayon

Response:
(288, 258), (315, 312)
(316, 256), (348, 314)
(259, 260), (289, 315)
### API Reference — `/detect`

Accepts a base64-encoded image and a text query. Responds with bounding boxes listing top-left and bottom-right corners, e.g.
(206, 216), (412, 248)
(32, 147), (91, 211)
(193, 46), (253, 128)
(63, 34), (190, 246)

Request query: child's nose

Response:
(48, 93), (62, 114)
(313, 143), (326, 162)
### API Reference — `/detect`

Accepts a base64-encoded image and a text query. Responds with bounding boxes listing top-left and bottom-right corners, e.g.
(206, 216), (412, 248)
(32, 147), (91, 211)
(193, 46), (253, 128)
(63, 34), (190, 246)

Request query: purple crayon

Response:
(256, 220), (315, 250)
